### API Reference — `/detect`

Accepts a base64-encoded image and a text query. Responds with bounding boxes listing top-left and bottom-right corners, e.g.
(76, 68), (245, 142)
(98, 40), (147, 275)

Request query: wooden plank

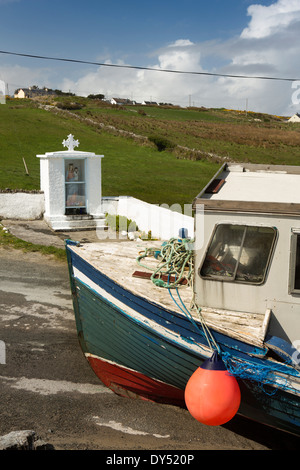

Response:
(204, 178), (225, 194)
(194, 163), (226, 199)
(132, 270), (188, 285)
(259, 308), (272, 342)
(198, 307), (266, 347)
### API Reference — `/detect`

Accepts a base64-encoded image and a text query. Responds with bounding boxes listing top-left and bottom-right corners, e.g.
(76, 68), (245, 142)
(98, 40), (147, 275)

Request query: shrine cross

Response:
(62, 134), (80, 151)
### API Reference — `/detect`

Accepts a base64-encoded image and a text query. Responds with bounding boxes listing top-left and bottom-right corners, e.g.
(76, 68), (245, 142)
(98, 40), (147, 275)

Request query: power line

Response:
(0, 49), (299, 82)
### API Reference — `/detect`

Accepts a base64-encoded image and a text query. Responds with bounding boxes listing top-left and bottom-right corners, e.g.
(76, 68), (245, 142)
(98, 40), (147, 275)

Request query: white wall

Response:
(0, 192), (194, 239)
(102, 196), (194, 239)
(0, 192), (45, 220)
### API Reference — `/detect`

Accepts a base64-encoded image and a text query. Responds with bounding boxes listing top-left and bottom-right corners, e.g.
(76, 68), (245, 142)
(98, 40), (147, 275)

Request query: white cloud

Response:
(60, 40), (214, 107)
(218, 0), (300, 114)
(241, 0), (300, 39)
(60, 41), (201, 105)
(157, 40), (201, 71)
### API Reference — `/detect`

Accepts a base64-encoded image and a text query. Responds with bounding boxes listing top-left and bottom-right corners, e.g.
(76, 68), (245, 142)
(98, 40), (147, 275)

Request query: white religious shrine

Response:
(36, 134), (105, 231)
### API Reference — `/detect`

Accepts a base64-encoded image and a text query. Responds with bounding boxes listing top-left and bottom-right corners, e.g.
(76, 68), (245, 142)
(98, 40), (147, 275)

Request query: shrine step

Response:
(45, 214), (106, 231)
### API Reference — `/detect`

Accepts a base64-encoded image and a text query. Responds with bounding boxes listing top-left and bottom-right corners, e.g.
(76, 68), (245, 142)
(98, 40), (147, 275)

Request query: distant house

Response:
(110, 97), (136, 106)
(142, 101), (159, 106)
(14, 87), (56, 99)
(288, 113), (300, 122)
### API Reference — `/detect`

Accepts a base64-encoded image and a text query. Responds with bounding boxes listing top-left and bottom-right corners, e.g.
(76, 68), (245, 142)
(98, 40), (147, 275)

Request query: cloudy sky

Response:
(1, 0), (300, 115)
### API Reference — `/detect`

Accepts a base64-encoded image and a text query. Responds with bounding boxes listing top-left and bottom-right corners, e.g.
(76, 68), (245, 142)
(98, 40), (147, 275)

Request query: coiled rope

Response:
(136, 237), (220, 352)
(136, 237), (194, 288)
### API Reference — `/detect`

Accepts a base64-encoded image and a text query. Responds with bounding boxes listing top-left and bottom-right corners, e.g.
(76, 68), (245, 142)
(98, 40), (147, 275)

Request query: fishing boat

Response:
(65, 163), (300, 436)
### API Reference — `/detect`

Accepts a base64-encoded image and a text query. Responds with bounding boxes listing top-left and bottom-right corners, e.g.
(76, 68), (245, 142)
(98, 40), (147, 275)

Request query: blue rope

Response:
(221, 352), (298, 395)
(168, 287), (202, 335)
(167, 277), (220, 353)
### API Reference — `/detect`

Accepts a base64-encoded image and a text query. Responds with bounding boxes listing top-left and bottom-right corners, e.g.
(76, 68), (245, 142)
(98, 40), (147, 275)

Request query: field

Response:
(0, 96), (300, 207)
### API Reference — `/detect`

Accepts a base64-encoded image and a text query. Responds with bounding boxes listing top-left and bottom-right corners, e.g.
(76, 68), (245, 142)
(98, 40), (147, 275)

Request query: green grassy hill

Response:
(1, 96), (299, 207)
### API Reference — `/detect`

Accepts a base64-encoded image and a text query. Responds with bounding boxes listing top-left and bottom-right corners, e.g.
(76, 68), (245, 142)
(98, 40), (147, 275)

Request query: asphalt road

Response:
(0, 246), (299, 451)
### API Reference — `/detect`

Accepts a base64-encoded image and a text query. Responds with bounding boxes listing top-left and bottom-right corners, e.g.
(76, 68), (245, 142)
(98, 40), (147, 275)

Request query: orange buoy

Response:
(184, 351), (241, 426)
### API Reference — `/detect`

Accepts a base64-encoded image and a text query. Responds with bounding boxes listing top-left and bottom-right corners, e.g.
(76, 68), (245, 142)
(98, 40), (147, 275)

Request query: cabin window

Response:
(290, 232), (300, 294)
(200, 224), (276, 284)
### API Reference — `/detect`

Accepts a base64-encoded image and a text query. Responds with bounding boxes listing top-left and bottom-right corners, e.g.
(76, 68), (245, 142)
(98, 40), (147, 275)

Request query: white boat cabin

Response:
(193, 163), (300, 346)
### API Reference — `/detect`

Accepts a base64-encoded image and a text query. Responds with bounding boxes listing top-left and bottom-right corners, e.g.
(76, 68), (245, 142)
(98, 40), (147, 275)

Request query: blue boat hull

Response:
(66, 241), (300, 436)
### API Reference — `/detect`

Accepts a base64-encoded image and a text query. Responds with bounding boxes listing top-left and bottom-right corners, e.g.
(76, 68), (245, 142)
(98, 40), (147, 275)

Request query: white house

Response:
(142, 101), (159, 106)
(14, 87), (55, 99)
(288, 113), (300, 122)
(14, 88), (27, 99)
(110, 98), (136, 106)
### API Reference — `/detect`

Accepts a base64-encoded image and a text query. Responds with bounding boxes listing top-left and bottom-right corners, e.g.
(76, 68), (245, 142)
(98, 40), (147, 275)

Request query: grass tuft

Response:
(0, 222), (66, 261)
